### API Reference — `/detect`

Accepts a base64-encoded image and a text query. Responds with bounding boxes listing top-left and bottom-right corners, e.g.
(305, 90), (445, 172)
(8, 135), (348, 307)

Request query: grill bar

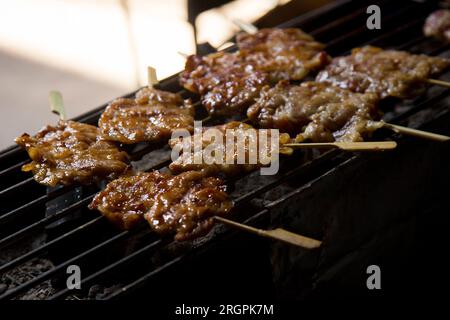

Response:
(0, 195), (95, 249)
(0, 160), (28, 177)
(0, 186), (72, 224)
(48, 238), (166, 300)
(0, 177), (35, 199)
(0, 229), (135, 300)
(104, 207), (273, 300)
(0, 216), (104, 274)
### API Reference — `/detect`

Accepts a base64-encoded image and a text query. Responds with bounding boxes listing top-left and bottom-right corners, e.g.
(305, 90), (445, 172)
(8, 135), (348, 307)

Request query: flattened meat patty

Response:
(169, 121), (290, 176)
(236, 28), (330, 82)
(248, 81), (382, 142)
(179, 28), (329, 116)
(316, 46), (450, 99)
(99, 87), (194, 144)
(88, 171), (167, 229)
(180, 52), (269, 116)
(15, 120), (129, 187)
(89, 171), (233, 241)
(145, 170), (233, 241)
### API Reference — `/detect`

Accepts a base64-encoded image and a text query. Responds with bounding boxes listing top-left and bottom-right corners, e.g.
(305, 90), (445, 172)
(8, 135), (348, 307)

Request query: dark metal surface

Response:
(0, 0), (449, 301)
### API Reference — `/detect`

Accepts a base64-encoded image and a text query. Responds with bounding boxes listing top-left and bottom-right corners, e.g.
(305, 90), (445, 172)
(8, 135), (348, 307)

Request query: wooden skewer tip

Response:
(214, 216), (322, 249)
(147, 66), (158, 88)
(48, 90), (66, 121)
(426, 78), (450, 89)
(283, 141), (397, 151)
(232, 18), (258, 34)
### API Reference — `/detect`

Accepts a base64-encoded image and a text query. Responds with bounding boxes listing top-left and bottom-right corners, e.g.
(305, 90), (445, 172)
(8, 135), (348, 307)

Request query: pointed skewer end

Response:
(48, 90), (66, 121)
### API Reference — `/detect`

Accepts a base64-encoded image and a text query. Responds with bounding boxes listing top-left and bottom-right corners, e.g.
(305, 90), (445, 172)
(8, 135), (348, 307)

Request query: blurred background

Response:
(0, 0), (329, 149)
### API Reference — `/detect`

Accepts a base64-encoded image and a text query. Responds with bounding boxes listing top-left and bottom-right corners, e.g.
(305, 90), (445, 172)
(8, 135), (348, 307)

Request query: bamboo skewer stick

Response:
(49, 91), (66, 121)
(284, 141), (397, 151)
(214, 216), (322, 249)
(147, 66), (158, 88)
(381, 122), (450, 141)
(177, 51), (189, 58)
(232, 19), (258, 34)
(426, 78), (450, 89)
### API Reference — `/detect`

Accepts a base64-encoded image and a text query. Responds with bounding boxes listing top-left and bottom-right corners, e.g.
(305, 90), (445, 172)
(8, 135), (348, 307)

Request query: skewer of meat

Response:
(233, 21), (450, 92)
(213, 23), (450, 141)
(99, 67), (195, 144)
(168, 121), (397, 177)
(180, 27), (330, 116)
(15, 92), (130, 187)
(88, 169), (321, 248)
(247, 81), (450, 143)
(316, 46), (450, 96)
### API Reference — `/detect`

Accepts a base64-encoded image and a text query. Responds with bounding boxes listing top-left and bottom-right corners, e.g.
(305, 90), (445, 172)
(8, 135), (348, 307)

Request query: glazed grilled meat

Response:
(89, 170), (233, 241)
(99, 87), (194, 144)
(236, 28), (330, 82)
(169, 121), (290, 176)
(15, 121), (129, 187)
(248, 81), (382, 142)
(145, 170), (233, 241)
(316, 46), (450, 99)
(180, 52), (270, 116)
(179, 28), (329, 116)
(424, 9), (450, 42)
(88, 171), (167, 229)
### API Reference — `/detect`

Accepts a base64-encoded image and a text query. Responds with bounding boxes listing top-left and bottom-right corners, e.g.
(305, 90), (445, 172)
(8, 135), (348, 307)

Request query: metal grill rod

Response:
(0, 195), (95, 249)
(0, 216), (104, 274)
(0, 229), (134, 300)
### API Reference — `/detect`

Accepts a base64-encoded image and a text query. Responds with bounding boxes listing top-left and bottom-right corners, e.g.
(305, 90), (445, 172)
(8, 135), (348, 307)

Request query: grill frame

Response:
(0, 0), (449, 301)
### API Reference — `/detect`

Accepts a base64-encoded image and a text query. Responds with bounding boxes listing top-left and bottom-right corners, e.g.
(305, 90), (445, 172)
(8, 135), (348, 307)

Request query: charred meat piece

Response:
(89, 170), (233, 241)
(99, 87), (194, 144)
(145, 170), (233, 241)
(179, 28), (329, 116)
(180, 52), (269, 116)
(248, 81), (382, 142)
(424, 9), (450, 42)
(169, 121), (290, 176)
(15, 121), (129, 187)
(236, 28), (330, 82)
(316, 46), (450, 99)
(88, 171), (168, 229)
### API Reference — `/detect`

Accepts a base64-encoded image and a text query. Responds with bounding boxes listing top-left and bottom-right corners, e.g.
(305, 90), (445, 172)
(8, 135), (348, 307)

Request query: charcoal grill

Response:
(0, 0), (449, 307)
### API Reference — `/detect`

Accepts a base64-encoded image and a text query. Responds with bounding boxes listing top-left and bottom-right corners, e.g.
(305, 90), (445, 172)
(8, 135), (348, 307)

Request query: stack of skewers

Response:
(14, 20), (450, 249)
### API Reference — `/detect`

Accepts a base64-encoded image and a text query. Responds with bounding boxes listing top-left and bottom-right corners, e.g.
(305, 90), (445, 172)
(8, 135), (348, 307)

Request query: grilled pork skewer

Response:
(168, 121), (291, 176)
(180, 27), (330, 116)
(15, 92), (130, 187)
(88, 169), (321, 248)
(98, 87), (195, 144)
(234, 21), (450, 92)
(99, 67), (195, 144)
(15, 120), (130, 187)
(88, 170), (233, 241)
(248, 81), (449, 142)
(316, 46), (450, 98)
(168, 121), (396, 177)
